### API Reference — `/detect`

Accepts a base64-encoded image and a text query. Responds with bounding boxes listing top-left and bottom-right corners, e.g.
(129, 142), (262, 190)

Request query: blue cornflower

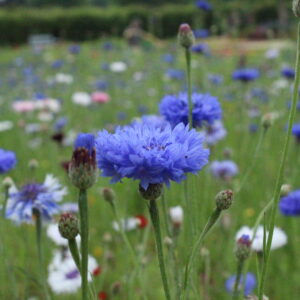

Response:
(204, 121), (227, 146)
(225, 273), (257, 296)
(195, 0), (213, 11)
(6, 174), (67, 223)
(165, 69), (185, 80)
(193, 29), (210, 39)
(96, 122), (210, 189)
(162, 53), (175, 64)
(208, 74), (223, 85)
(210, 160), (238, 180)
(280, 190), (300, 216)
(68, 44), (80, 55)
(0, 149), (17, 174)
(132, 115), (169, 130)
(94, 79), (108, 90)
(232, 68), (260, 82)
(51, 60), (64, 69)
(292, 123), (300, 141)
(159, 92), (222, 128)
(74, 133), (95, 155)
(54, 117), (68, 132)
(281, 67), (295, 79)
(191, 43), (209, 55)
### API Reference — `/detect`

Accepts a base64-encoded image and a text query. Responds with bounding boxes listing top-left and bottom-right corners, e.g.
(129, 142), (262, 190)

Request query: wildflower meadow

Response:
(1, 1), (300, 299)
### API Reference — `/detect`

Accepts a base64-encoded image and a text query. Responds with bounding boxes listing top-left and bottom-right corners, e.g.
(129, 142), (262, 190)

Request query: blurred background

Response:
(0, 0), (294, 46)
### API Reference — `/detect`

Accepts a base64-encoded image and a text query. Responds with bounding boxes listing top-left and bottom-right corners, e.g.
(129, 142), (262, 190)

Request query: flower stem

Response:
(185, 48), (193, 126)
(2, 185), (9, 218)
(68, 238), (81, 271)
(35, 211), (51, 300)
(181, 208), (222, 300)
(79, 189), (89, 300)
(148, 199), (171, 300)
(257, 21), (300, 300)
(232, 260), (244, 300)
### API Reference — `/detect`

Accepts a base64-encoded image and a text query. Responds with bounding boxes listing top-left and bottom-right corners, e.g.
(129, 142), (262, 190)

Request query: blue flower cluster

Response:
(0, 148), (17, 174)
(280, 190), (300, 216)
(96, 122), (210, 189)
(232, 68), (260, 82)
(225, 272), (256, 296)
(159, 92), (222, 128)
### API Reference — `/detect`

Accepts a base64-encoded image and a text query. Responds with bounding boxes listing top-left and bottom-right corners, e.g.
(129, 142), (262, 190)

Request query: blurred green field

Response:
(0, 37), (299, 300)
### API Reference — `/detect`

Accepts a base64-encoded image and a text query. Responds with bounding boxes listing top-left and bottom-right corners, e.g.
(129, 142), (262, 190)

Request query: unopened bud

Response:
(235, 234), (251, 261)
(280, 184), (292, 197)
(293, 0), (300, 18)
(101, 187), (115, 204)
(2, 177), (13, 189)
(28, 159), (39, 170)
(215, 190), (233, 210)
(261, 112), (278, 130)
(58, 213), (79, 240)
(178, 23), (195, 49)
(139, 183), (163, 201)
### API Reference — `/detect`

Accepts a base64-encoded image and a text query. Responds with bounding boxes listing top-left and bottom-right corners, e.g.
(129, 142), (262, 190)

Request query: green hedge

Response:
(0, 3), (293, 45)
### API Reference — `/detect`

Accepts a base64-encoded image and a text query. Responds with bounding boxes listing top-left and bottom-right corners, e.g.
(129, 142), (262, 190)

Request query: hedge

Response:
(0, 3), (293, 45)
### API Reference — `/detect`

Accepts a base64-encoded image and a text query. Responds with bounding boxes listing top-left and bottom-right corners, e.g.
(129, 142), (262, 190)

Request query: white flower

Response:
(47, 223), (80, 247)
(35, 98), (61, 113)
(272, 79), (288, 91)
(112, 217), (139, 231)
(110, 61), (127, 73)
(55, 73), (74, 84)
(265, 48), (279, 59)
(169, 206), (184, 225)
(48, 250), (98, 294)
(38, 112), (53, 122)
(0, 120), (13, 132)
(72, 92), (91, 106)
(236, 226), (287, 252)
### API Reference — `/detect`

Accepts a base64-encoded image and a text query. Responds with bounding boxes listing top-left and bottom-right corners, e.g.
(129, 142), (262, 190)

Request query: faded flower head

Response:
(96, 122), (209, 190)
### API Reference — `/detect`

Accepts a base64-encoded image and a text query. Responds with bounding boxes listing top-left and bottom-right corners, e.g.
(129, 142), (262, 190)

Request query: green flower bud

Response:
(235, 235), (251, 261)
(101, 187), (115, 204)
(178, 23), (195, 49)
(215, 190), (233, 210)
(139, 183), (163, 201)
(58, 213), (79, 240)
(2, 177), (13, 189)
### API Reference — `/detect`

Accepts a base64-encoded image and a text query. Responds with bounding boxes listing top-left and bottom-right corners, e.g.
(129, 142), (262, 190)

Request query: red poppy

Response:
(135, 215), (148, 229)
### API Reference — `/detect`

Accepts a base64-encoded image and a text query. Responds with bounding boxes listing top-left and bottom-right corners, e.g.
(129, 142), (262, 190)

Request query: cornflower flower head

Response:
(6, 174), (67, 224)
(232, 68), (260, 82)
(0, 148), (17, 174)
(210, 160), (238, 180)
(159, 92), (222, 128)
(96, 122), (210, 190)
(279, 189), (300, 216)
(225, 273), (257, 296)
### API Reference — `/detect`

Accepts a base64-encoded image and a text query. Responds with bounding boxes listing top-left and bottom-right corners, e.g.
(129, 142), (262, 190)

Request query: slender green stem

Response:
(181, 208), (222, 300)
(258, 21), (300, 300)
(185, 48), (193, 126)
(161, 193), (171, 236)
(232, 261), (244, 300)
(79, 189), (89, 300)
(35, 211), (51, 300)
(68, 238), (81, 271)
(2, 185), (9, 218)
(236, 128), (266, 194)
(148, 199), (171, 300)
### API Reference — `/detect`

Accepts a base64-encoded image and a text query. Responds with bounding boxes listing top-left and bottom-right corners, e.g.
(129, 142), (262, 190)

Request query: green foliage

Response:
(0, 2), (293, 45)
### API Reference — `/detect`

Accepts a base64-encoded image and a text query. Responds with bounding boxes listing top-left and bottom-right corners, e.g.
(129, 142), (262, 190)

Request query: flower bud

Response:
(178, 23), (195, 49)
(215, 190), (233, 210)
(280, 184), (292, 197)
(2, 177), (13, 189)
(101, 187), (115, 204)
(293, 0), (300, 18)
(69, 133), (97, 189)
(235, 234), (251, 261)
(261, 112), (278, 130)
(139, 183), (163, 201)
(58, 213), (79, 240)
(28, 159), (39, 171)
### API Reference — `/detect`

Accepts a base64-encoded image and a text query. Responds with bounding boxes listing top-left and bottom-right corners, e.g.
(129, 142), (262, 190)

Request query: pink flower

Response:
(12, 101), (35, 113)
(91, 92), (110, 104)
